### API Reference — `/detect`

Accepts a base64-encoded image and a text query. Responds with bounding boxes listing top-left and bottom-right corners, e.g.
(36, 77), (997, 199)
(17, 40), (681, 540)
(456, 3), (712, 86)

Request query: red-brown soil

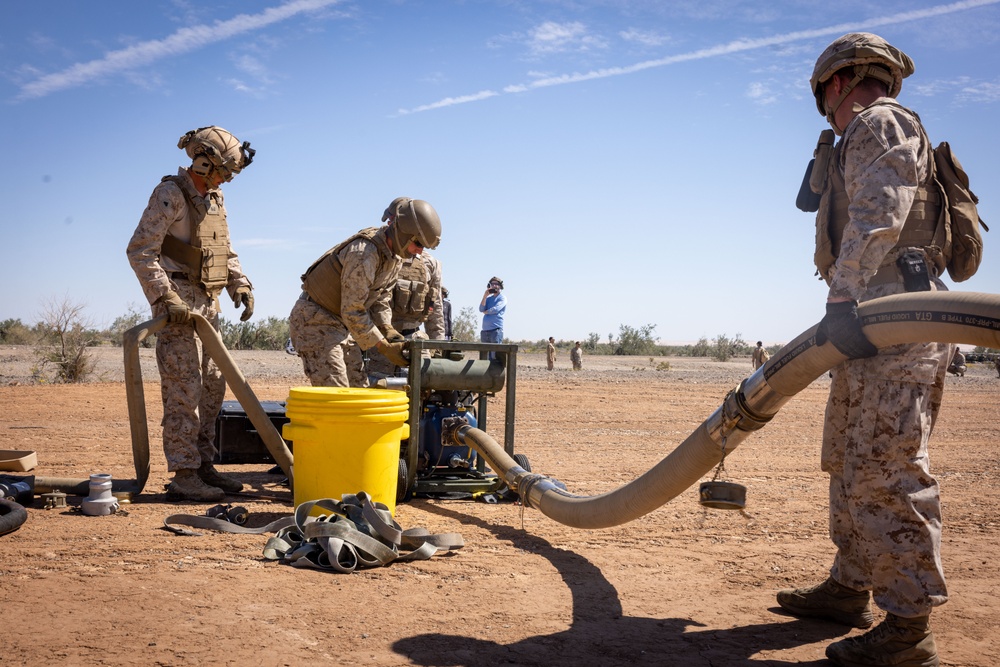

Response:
(1, 347), (998, 666)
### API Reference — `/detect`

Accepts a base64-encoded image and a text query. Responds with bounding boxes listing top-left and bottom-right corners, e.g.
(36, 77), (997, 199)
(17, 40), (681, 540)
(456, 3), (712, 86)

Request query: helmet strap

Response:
(388, 223), (413, 258)
(824, 72), (861, 134)
(824, 65), (889, 134)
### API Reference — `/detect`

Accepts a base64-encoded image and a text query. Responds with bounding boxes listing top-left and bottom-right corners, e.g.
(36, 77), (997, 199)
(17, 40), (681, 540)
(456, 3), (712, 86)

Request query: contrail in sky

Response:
(397, 0), (998, 115)
(16, 0), (341, 101)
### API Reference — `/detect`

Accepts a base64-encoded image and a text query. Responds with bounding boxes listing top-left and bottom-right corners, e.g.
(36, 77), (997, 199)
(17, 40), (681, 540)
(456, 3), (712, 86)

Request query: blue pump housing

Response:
(420, 405), (478, 469)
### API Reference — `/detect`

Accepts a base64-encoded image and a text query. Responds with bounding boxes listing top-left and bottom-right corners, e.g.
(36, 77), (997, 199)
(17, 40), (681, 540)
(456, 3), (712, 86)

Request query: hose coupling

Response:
(720, 378), (776, 434)
(446, 420), (472, 446)
(0, 478), (34, 506)
(517, 474), (568, 509)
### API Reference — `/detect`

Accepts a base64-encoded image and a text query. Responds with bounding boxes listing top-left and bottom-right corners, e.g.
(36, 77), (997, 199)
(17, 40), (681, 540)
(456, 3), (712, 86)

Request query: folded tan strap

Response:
(262, 492), (463, 573)
(163, 513), (295, 537)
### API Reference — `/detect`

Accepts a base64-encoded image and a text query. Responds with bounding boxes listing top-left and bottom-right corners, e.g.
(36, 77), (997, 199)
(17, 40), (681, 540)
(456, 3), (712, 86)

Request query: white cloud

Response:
(910, 76), (973, 96)
(400, 0), (1000, 114)
(957, 80), (1000, 103)
(528, 21), (607, 55)
(910, 75), (1000, 103)
(227, 54), (276, 96)
(396, 90), (500, 115)
(747, 81), (777, 105)
(619, 28), (669, 48)
(15, 0), (342, 101)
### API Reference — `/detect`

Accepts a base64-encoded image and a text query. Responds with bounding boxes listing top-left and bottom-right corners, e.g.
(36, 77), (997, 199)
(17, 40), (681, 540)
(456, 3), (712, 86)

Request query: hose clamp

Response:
(720, 379), (774, 433)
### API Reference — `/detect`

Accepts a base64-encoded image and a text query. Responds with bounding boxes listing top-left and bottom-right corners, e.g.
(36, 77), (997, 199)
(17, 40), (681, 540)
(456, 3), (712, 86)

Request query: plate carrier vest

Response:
(813, 101), (945, 284)
(300, 227), (394, 316)
(159, 175), (232, 291)
(391, 255), (433, 323)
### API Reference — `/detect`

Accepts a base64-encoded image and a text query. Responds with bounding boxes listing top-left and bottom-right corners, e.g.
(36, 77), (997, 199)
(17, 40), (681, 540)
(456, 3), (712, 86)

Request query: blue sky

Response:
(2, 0), (998, 345)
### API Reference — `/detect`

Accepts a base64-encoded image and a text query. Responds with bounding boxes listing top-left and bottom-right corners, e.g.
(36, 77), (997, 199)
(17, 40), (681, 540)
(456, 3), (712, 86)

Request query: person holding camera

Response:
(479, 277), (506, 353)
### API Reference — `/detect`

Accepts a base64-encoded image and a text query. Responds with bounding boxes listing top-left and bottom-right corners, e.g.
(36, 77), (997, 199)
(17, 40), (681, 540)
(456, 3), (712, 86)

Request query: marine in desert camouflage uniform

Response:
(777, 34), (954, 667)
(289, 197), (442, 387)
(367, 250), (446, 378)
(751, 341), (770, 370)
(126, 126), (256, 502)
(546, 337), (556, 370)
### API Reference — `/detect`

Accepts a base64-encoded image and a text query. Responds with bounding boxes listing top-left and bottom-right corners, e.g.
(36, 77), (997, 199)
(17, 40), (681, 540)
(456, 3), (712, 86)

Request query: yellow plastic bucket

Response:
(283, 387), (409, 514)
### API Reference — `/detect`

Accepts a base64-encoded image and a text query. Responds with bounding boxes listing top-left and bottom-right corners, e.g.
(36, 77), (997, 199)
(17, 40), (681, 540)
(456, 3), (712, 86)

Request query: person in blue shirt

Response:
(479, 277), (506, 354)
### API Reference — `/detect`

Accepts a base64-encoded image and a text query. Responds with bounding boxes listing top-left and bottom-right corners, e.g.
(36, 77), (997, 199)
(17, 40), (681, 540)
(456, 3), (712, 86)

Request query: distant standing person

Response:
(479, 277), (506, 356)
(947, 349), (966, 377)
(546, 337), (556, 370)
(752, 341), (770, 370)
(571, 342), (583, 370)
(441, 286), (453, 340)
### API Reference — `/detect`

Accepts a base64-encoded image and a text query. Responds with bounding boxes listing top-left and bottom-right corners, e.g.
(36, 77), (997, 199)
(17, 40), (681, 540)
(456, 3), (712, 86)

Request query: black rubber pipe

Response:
(0, 498), (28, 537)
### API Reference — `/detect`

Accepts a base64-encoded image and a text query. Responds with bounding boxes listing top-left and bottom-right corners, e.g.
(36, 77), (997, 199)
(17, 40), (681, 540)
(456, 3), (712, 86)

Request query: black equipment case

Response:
(213, 400), (291, 464)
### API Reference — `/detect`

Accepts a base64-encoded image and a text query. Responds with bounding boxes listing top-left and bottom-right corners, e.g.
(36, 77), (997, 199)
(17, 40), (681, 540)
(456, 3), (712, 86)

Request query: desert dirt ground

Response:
(1, 345), (998, 666)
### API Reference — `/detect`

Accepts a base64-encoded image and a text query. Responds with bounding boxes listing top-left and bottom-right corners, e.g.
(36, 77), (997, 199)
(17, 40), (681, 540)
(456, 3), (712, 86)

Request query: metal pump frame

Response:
(402, 339), (518, 498)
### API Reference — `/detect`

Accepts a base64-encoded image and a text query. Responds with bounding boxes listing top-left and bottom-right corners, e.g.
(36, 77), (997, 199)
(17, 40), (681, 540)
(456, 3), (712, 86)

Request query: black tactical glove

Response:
(377, 339), (409, 367)
(234, 287), (254, 322)
(815, 300), (878, 359)
(382, 326), (406, 343)
(159, 290), (191, 324)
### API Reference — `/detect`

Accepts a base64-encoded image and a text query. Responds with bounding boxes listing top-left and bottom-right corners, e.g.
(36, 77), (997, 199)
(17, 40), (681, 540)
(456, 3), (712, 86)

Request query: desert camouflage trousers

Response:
(288, 297), (367, 387)
(154, 278), (225, 472)
(823, 338), (952, 617)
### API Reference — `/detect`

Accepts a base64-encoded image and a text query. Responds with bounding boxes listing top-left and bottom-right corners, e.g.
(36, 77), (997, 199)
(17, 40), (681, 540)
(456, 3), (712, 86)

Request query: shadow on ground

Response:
(393, 502), (843, 667)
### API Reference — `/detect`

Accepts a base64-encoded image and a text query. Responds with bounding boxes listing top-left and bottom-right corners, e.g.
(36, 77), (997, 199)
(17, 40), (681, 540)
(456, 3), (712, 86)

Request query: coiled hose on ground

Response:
(0, 498), (28, 536)
(450, 291), (1000, 529)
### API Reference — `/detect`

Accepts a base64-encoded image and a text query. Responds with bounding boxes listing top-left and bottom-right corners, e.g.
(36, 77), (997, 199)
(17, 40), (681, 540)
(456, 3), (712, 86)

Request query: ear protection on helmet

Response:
(178, 126), (255, 182)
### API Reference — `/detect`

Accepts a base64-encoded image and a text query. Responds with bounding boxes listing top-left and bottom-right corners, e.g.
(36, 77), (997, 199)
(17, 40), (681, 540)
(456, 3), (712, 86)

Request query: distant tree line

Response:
(6, 299), (997, 383)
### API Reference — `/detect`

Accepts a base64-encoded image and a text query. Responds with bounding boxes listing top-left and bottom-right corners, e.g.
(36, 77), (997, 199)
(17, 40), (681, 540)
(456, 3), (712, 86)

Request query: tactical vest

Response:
(300, 227), (393, 316)
(159, 175), (231, 291)
(813, 101), (946, 283)
(391, 255), (433, 322)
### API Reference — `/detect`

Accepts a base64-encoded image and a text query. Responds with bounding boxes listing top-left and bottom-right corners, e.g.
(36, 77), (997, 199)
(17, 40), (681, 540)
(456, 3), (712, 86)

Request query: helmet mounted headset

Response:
(179, 126), (255, 183)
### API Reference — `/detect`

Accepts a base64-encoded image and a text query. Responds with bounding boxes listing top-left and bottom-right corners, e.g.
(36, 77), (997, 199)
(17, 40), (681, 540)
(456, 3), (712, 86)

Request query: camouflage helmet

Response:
(383, 197), (441, 256)
(810, 33), (914, 118)
(178, 126), (255, 182)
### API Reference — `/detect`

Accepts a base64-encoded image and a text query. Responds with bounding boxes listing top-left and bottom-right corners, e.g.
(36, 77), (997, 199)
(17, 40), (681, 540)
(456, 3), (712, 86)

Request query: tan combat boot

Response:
(826, 613), (938, 667)
(776, 577), (875, 628)
(167, 468), (226, 502)
(198, 461), (244, 494)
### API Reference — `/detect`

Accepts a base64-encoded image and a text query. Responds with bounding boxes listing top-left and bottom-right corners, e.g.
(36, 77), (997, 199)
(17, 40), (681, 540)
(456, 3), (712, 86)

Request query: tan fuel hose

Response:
(450, 291), (1000, 529)
(34, 313), (294, 496)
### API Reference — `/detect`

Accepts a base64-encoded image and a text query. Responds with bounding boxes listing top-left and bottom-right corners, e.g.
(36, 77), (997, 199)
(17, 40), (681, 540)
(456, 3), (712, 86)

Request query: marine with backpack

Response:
(798, 106), (987, 287)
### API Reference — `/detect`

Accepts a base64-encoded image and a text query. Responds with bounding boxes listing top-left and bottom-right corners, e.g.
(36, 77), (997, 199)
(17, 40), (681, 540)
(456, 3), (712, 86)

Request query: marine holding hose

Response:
(777, 34), (957, 667)
(126, 126), (256, 502)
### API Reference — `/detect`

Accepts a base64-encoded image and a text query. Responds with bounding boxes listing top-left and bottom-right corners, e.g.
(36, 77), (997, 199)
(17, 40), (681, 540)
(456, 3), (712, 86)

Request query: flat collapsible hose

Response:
(451, 292), (1000, 529)
(33, 313), (295, 497)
